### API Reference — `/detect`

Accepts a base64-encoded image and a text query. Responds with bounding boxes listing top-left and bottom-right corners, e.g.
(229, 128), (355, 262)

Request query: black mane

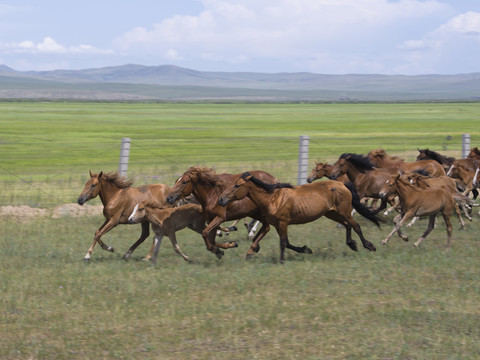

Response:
(241, 172), (293, 191)
(339, 153), (375, 172)
(418, 149), (455, 165)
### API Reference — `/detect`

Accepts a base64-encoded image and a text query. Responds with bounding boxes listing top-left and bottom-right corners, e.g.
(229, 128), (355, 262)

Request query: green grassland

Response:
(1, 101), (480, 359)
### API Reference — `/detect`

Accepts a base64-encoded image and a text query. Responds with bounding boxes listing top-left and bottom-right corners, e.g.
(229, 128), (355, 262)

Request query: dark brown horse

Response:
(416, 148), (455, 172)
(77, 171), (171, 261)
(368, 148), (445, 177)
(329, 153), (400, 212)
(218, 173), (380, 263)
(166, 166), (282, 259)
(306, 161), (349, 183)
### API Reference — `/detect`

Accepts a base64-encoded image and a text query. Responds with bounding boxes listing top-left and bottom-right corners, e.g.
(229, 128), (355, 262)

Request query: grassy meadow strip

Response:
(1, 212), (480, 359)
(1, 101), (479, 207)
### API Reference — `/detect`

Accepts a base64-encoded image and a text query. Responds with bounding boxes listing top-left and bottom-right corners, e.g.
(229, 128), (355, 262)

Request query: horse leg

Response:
(381, 211), (414, 245)
(441, 211), (453, 248)
(275, 222), (289, 264)
(246, 222), (270, 259)
(84, 219), (117, 261)
(123, 221), (151, 260)
(166, 232), (192, 264)
(413, 215), (436, 247)
(203, 218), (238, 250)
(248, 220), (260, 238)
(340, 211), (376, 251)
(150, 234), (163, 266)
(454, 202), (466, 229)
(406, 216), (419, 227)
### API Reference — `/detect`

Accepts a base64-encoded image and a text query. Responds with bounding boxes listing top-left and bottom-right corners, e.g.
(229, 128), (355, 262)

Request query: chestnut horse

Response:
(380, 174), (456, 247)
(329, 153), (400, 212)
(218, 173), (380, 263)
(306, 161), (349, 183)
(467, 147), (480, 160)
(166, 166), (282, 259)
(368, 148), (445, 177)
(77, 171), (171, 261)
(128, 201), (206, 265)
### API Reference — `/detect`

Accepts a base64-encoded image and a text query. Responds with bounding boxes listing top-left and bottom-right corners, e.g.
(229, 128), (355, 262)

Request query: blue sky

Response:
(0, 0), (479, 74)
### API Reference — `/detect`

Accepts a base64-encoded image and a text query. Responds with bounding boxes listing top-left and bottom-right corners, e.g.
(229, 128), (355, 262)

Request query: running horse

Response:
(368, 148), (445, 177)
(77, 171), (171, 261)
(218, 172), (381, 263)
(329, 153), (401, 212)
(166, 166), (295, 259)
(416, 148), (455, 172)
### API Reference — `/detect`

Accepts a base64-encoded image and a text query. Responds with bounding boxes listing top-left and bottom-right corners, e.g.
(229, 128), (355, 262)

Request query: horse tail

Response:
(344, 182), (382, 228)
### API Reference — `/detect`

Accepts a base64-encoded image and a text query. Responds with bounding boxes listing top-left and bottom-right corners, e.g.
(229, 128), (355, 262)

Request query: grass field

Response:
(1, 101), (480, 359)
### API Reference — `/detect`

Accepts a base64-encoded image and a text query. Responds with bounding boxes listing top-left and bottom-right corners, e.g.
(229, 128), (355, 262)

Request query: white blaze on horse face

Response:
(474, 167), (480, 187)
(129, 204), (140, 223)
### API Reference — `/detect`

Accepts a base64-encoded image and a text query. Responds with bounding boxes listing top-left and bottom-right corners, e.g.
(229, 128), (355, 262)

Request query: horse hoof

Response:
(246, 253), (254, 260)
(402, 237), (409, 242)
(83, 258), (91, 263)
(381, 240), (387, 245)
(107, 246), (114, 252)
(228, 226), (238, 232)
(216, 250), (224, 259)
(303, 246), (313, 254)
(231, 241), (238, 248)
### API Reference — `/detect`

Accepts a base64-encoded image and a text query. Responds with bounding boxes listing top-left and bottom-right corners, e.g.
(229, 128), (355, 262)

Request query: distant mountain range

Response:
(1, 64), (479, 101)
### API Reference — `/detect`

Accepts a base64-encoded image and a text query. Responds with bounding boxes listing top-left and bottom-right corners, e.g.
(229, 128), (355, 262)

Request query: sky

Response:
(0, 0), (479, 75)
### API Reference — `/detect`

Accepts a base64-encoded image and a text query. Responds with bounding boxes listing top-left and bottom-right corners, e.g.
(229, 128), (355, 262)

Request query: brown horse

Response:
(166, 166), (280, 259)
(306, 161), (348, 183)
(416, 148), (455, 172)
(467, 147), (480, 160)
(368, 148), (445, 177)
(77, 171), (171, 261)
(329, 153), (400, 212)
(381, 173), (455, 247)
(447, 159), (480, 199)
(128, 201), (206, 265)
(218, 172), (380, 263)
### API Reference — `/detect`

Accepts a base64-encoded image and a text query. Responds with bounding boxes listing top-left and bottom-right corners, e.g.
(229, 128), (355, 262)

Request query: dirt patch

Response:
(0, 204), (103, 221)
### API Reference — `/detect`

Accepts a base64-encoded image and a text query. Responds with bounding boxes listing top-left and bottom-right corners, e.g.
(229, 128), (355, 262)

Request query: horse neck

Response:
(244, 183), (275, 211)
(345, 162), (363, 182)
(191, 181), (217, 207)
(98, 179), (122, 206)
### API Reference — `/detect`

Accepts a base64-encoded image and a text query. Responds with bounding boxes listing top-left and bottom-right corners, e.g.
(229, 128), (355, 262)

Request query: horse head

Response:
(128, 201), (146, 224)
(306, 161), (331, 183)
(329, 157), (349, 180)
(78, 171), (103, 205)
(218, 173), (251, 207)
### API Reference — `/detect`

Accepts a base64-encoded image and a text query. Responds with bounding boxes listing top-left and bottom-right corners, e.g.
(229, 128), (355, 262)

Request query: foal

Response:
(128, 201), (206, 265)
(381, 174), (456, 247)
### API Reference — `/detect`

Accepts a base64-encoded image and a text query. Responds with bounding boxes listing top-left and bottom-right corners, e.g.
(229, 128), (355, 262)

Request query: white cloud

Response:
(0, 36), (113, 55)
(113, 0), (451, 73)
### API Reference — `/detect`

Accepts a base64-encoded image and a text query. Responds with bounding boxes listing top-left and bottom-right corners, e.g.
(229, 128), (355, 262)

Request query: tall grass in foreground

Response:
(1, 212), (479, 359)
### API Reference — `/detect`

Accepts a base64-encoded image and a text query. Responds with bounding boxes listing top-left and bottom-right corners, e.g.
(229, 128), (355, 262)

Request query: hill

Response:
(1, 64), (479, 101)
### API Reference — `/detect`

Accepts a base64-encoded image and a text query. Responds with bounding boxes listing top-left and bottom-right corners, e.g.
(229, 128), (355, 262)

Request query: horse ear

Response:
(98, 171), (103, 178)
(245, 175), (253, 181)
(89, 170), (93, 177)
(315, 161), (319, 165)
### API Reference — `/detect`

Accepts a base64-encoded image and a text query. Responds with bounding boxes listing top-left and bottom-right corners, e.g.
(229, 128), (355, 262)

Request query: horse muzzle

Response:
(77, 196), (86, 206)
(218, 197), (229, 207)
(166, 193), (178, 205)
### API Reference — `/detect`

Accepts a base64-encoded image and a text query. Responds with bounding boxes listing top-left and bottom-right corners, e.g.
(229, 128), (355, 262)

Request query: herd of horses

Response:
(77, 147), (480, 264)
